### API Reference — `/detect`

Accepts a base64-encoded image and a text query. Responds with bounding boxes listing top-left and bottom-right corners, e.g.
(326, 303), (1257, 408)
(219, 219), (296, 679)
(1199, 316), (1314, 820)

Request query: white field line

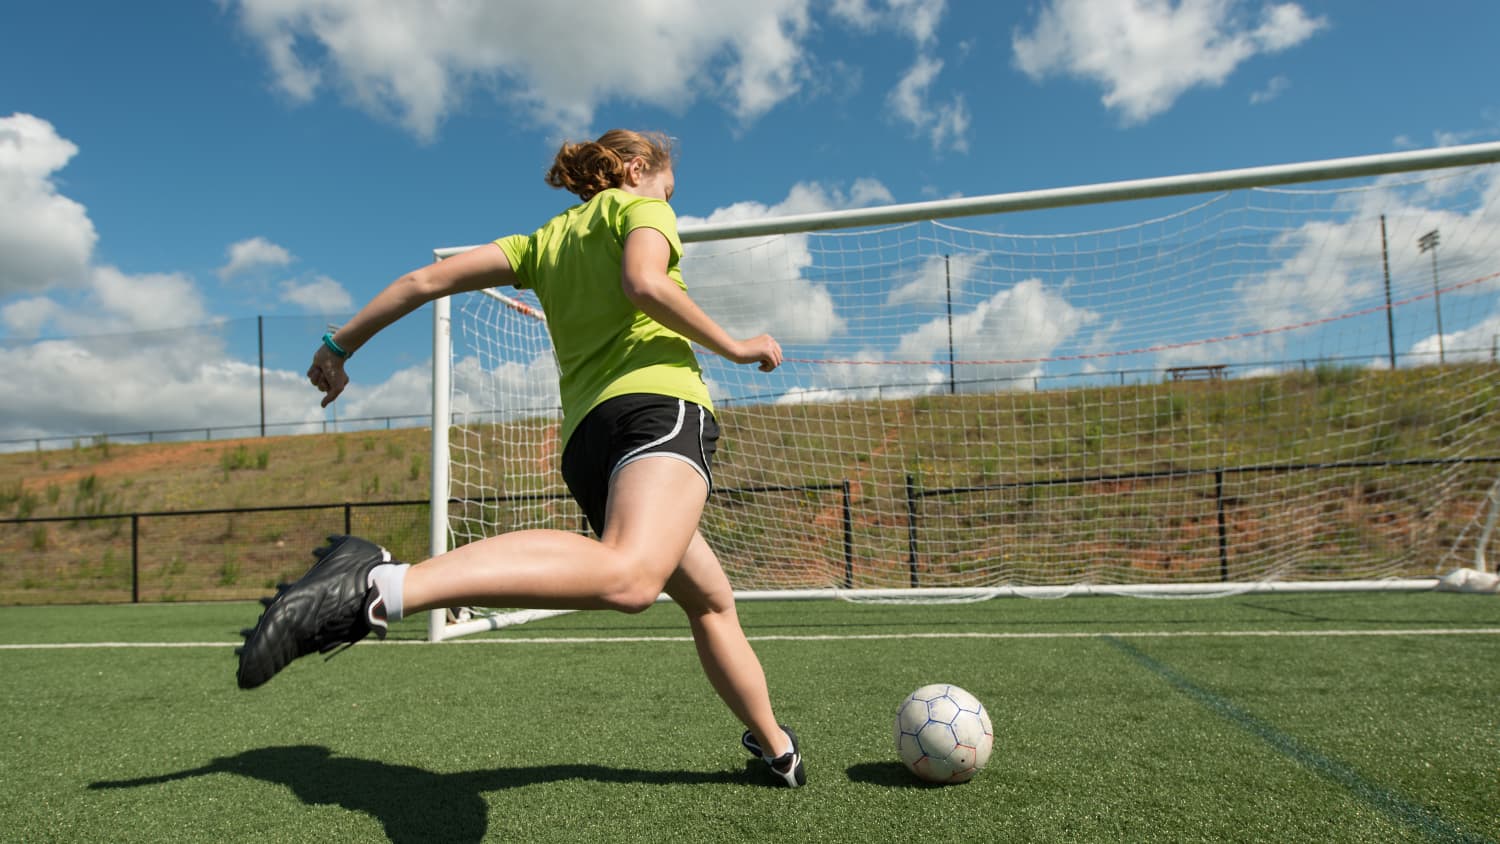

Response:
(3, 627), (1499, 650)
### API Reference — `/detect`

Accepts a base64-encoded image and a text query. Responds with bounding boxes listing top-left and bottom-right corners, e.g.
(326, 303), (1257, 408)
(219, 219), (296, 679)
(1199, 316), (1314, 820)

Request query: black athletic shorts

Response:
(560, 393), (719, 536)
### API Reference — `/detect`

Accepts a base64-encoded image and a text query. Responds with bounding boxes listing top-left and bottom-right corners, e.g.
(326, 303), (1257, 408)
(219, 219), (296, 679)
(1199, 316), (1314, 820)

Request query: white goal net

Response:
(429, 143), (1500, 639)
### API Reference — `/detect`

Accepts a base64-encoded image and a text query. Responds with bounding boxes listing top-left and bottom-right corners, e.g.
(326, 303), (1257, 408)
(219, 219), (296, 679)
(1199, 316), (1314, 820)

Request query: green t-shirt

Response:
(495, 188), (712, 447)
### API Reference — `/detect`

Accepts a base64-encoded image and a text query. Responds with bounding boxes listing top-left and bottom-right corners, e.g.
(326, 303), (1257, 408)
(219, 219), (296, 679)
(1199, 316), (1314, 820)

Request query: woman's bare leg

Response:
(665, 532), (791, 758)
(397, 456), (793, 758)
(400, 457), (707, 614)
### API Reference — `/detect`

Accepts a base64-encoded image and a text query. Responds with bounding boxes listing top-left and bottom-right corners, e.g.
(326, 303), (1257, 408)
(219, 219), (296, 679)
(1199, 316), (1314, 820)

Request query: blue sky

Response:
(2, 0), (1499, 444)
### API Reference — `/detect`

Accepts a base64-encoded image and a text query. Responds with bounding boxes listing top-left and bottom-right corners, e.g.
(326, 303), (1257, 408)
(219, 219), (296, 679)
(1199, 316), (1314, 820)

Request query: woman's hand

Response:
(730, 334), (783, 372)
(308, 345), (350, 407)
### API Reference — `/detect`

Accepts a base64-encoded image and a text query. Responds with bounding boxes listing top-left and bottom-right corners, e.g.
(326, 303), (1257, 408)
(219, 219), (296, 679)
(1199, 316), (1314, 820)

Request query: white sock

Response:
(763, 730), (794, 761)
(367, 563), (410, 623)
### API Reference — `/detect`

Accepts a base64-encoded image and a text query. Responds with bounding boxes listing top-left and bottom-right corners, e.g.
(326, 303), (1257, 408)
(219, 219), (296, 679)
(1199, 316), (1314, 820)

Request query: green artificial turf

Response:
(1, 592), (1495, 843)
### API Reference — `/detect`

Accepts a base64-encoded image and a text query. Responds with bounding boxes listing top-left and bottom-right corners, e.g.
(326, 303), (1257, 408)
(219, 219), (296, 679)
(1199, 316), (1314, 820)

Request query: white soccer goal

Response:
(427, 142), (1500, 641)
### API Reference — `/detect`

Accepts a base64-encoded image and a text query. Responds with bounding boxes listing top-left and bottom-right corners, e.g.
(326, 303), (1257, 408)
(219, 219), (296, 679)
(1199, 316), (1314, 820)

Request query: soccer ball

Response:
(894, 683), (994, 783)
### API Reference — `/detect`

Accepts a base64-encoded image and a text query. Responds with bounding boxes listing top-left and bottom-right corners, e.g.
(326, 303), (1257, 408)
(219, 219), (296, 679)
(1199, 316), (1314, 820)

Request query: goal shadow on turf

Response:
(89, 744), (749, 843)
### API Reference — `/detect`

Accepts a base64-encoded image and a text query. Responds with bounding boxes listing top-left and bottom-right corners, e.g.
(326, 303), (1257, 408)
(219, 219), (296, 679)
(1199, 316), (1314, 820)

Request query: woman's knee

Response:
(606, 586), (660, 614)
(675, 585), (736, 619)
(598, 556), (670, 614)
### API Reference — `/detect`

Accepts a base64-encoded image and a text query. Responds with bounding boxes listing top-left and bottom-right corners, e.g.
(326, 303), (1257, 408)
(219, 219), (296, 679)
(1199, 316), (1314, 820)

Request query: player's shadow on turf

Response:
(89, 744), (745, 844)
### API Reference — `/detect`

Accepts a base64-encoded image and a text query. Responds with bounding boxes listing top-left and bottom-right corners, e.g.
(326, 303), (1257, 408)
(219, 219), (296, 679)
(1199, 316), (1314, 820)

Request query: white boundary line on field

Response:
(3, 627), (1499, 650)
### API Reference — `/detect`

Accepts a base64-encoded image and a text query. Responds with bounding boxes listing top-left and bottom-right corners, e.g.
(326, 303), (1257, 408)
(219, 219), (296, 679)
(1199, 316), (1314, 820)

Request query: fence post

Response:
(344, 503), (352, 536)
(131, 514), (140, 603)
(842, 480), (854, 588)
(1216, 469), (1229, 582)
(906, 474), (919, 588)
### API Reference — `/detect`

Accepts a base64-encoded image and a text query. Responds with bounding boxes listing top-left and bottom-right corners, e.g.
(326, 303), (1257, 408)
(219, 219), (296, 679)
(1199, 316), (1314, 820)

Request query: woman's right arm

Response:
(620, 228), (782, 372)
(310, 243), (517, 407)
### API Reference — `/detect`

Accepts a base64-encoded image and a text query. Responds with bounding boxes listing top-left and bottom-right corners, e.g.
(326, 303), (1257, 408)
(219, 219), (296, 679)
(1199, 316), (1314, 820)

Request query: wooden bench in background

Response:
(1167, 364), (1227, 382)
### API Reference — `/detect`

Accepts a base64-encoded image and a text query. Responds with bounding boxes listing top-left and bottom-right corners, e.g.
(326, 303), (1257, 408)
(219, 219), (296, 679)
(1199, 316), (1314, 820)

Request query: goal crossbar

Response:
(435, 141), (1500, 259)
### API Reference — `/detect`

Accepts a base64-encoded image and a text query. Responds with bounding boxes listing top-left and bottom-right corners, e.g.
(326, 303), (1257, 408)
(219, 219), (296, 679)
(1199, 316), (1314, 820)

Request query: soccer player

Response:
(236, 130), (805, 787)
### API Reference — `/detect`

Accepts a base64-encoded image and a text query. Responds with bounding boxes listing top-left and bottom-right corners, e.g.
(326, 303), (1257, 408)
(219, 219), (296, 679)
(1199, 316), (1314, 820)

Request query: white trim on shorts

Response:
(607, 399), (712, 492)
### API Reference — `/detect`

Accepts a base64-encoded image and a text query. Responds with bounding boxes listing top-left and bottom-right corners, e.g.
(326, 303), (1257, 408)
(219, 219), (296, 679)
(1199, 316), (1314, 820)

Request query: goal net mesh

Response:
(442, 161), (1500, 604)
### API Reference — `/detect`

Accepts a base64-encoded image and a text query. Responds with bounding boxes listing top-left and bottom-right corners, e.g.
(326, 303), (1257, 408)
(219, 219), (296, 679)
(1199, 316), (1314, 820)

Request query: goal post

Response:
(428, 293), (448, 643)
(428, 141), (1500, 641)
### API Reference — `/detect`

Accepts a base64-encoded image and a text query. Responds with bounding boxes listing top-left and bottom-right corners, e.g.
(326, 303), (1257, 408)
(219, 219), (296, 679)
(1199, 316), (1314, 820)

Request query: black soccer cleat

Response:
(236, 535), (393, 689)
(741, 724), (806, 788)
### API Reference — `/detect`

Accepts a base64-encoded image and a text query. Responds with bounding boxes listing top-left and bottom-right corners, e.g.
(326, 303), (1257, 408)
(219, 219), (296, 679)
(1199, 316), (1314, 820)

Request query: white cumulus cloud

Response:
(886, 252), (986, 307)
(1249, 74), (1290, 105)
(220, 236), (295, 279)
(1012, 0), (1327, 125)
(230, 0), (818, 139)
(894, 278), (1098, 392)
(681, 179), (895, 345)
(831, 0), (966, 151)
(888, 55), (972, 153)
(229, 0), (972, 149)
(279, 274), (354, 314)
(0, 113), (97, 296)
(0, 117), (355, 444)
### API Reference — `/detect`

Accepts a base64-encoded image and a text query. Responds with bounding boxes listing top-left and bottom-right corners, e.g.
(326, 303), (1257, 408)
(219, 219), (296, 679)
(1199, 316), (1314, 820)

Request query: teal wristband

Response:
(322, 332), (350, 359)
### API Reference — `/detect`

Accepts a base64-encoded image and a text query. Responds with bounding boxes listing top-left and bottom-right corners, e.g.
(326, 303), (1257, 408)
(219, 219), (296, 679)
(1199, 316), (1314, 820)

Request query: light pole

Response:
(1418, 229), (1444, 365)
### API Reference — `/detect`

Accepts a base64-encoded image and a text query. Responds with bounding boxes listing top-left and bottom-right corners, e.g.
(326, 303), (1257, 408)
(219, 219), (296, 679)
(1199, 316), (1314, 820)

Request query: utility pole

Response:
(1379, 216), (1395, 369)
(945, 255), (955, 395)
(1418, 229), (1444, 365)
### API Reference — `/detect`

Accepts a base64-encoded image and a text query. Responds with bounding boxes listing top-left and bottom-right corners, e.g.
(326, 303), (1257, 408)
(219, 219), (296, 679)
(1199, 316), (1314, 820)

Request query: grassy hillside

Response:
(2, 363), (1497, 605)
(0, 429), (440, 604)
(0, 428), (436, 518)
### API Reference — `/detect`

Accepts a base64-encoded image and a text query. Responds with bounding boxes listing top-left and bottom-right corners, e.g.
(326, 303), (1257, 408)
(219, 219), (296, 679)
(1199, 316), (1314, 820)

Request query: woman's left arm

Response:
(311, 243), (518, 406)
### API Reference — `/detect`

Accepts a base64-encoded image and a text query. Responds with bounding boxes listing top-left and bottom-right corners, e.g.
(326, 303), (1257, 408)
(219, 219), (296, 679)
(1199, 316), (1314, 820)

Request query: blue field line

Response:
(1102, 635), (1495, 844)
